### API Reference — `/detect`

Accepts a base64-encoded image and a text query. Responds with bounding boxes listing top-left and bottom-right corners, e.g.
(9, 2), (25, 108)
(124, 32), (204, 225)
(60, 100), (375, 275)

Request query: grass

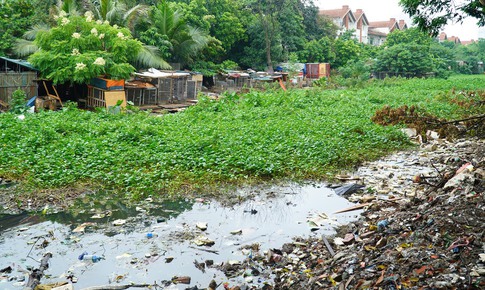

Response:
(0, 75), (483, 200)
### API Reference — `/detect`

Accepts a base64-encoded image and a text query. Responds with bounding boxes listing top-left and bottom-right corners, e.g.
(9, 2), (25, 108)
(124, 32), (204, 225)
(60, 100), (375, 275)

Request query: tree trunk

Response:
(263, 17), (274, 73)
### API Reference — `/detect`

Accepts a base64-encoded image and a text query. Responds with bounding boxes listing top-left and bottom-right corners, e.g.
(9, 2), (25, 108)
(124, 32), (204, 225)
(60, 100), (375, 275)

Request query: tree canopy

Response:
(28, 12), (144, 84)
(399, 0), (485, 36)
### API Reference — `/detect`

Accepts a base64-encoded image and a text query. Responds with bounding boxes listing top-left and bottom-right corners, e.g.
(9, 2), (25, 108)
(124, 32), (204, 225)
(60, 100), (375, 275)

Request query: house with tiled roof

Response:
(438, 32), (448, 42)
(448, 36), (461, 44)
(461, 39), (477, 45)
(319, 5), (357, 37)
(368, 29), (388, 46)
(319, 6), (407, 45)
(369, 18), (400, 35)
(399, 20), (408, 30)
(368, 18), (403, 46)
(354, 9), (369, 44)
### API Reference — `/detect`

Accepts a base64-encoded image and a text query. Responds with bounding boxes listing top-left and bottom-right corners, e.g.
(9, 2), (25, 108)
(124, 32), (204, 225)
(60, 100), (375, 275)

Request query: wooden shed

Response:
(134, 69), (191, 104)
(305, 63), (330, 79)
(0, 56), (38, 104)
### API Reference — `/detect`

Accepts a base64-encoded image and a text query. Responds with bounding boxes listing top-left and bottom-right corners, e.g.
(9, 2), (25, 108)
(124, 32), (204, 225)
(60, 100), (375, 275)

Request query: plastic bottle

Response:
(146, 232), (158, 239)
(78, 252), (103, 262)
(377, 219), (389, 231)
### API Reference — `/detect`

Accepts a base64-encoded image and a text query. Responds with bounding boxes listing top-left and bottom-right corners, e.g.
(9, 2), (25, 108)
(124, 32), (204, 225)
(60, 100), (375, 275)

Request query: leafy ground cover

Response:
(0, 75), (484, 201)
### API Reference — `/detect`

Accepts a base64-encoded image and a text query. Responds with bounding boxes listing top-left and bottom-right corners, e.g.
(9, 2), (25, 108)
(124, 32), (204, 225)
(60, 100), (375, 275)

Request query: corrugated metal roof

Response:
(0, 56), (38, 71)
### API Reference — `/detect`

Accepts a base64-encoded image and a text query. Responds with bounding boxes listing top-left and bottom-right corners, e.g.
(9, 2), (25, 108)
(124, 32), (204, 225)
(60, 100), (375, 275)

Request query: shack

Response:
(305, 63), (330, 79)
(125, 80), (157, 106)
(86, 77), (126, 109)
(0, 56), (38, 105)
(134, 68), (191, 104)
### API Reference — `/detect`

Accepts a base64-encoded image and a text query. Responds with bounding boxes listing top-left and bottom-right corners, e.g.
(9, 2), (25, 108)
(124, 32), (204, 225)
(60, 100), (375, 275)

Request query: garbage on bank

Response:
(215, 136), (485, 289)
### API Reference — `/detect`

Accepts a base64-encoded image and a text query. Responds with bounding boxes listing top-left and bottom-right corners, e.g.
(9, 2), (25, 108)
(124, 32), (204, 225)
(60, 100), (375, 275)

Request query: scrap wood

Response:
(0, 99), (8, 109)
(25, 252), (52, 289)
(189, 246), (219, 254)
(374, 270), (385, 286)
(433, 114), (485, 126)
(278, 78), (287, 91)
(333, 202), (371, 214)
(335, 175), (361, 181)
(42, 81), (63, 107)
(333, 197), (403, 214)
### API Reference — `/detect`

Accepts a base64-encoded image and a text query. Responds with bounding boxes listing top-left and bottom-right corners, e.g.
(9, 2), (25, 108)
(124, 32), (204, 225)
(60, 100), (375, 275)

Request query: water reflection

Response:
(0, 183), (360, 289)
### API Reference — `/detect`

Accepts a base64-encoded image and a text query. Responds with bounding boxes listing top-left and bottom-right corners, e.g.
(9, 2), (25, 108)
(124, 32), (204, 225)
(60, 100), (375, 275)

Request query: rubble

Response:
(220, 137), (484, 289)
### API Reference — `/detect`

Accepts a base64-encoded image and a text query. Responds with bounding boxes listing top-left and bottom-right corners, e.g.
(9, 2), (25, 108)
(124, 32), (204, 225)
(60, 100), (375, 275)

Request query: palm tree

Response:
(139, 0), (209, 66)
(91, 0), (168, 68)
(93, 0), (149, 33)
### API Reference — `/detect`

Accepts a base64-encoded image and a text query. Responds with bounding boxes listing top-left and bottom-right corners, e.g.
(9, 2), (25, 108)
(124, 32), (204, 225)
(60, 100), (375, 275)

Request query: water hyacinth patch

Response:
(0, 75), (483, 198)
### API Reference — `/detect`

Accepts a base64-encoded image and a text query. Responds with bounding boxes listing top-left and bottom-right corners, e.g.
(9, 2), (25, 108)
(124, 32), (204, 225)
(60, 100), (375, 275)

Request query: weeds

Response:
(0, 75), (483, 199)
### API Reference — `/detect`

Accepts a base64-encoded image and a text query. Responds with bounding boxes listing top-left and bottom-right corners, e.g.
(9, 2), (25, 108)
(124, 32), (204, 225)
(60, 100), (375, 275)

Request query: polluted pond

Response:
(0, 183), (360, 289)
(1, 135), (484, 289)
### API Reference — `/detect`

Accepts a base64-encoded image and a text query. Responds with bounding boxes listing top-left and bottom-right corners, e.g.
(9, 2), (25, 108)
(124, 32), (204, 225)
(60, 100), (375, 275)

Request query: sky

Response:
(316, 0), (484, 41)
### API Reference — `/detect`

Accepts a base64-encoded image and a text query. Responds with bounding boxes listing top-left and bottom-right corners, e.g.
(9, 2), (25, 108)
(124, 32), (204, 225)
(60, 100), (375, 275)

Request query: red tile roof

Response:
(354, 9), (369, 26)
(448, 36), (461, 44)
(319, 5), (351, 19)
(461, 40), (476, 45)
(398, 20), (408, 30)
(369, 18), (399, 30)
(368, 28), (387, 37)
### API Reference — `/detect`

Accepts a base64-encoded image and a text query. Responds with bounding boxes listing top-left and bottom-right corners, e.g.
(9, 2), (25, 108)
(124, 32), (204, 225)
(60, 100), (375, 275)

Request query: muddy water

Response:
(0, 183), (360, 289)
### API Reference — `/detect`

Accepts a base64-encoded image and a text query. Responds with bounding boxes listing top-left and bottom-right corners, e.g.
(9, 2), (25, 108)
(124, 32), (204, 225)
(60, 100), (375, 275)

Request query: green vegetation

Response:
(26, 13), (146, 84)
(8, 89), (29, 114)
(1, 75), (483, 199)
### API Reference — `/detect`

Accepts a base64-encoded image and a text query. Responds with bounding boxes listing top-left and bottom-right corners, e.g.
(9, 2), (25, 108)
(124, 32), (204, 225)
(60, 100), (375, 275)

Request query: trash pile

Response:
(220, 136), (484, 289)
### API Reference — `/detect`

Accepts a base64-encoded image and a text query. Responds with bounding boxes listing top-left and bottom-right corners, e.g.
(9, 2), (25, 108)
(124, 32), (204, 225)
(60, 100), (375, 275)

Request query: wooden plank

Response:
(105, 90), (126, 108)
(0, 98), (8, 109)
(333, 202), (371, 214)
(333, 197), (402, 214)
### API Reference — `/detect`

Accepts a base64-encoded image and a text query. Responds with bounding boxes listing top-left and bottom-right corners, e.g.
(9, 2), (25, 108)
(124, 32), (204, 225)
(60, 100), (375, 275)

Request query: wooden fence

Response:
(0, 72), (38, 103)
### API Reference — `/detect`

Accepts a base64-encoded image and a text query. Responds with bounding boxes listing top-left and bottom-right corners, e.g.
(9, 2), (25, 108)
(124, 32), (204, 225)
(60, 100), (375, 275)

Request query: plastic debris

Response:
(196, 222), (208, 231)
(172, 276), (191, 284)
(376, 219), (389, 231)
(78, 252), (103, 263)
(112, 219), (126, 226)
(333, 183), (365, 196)
(72, 222), (95, 233)
(193, 235), (215, 247)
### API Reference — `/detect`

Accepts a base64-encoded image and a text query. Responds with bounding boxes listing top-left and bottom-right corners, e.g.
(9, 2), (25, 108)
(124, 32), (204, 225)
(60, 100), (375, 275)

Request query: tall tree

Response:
(279, 0), (306, 60)
(399, 0), (485, 35)
(26, 13), (147, 84)
(374, 43), (435, 76)
(246, 0), (285, 72)
(298, 36), (334, 63)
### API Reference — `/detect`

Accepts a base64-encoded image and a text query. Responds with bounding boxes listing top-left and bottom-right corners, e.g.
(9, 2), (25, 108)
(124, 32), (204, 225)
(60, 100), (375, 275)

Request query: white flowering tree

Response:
(27, 11), (144, 84)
